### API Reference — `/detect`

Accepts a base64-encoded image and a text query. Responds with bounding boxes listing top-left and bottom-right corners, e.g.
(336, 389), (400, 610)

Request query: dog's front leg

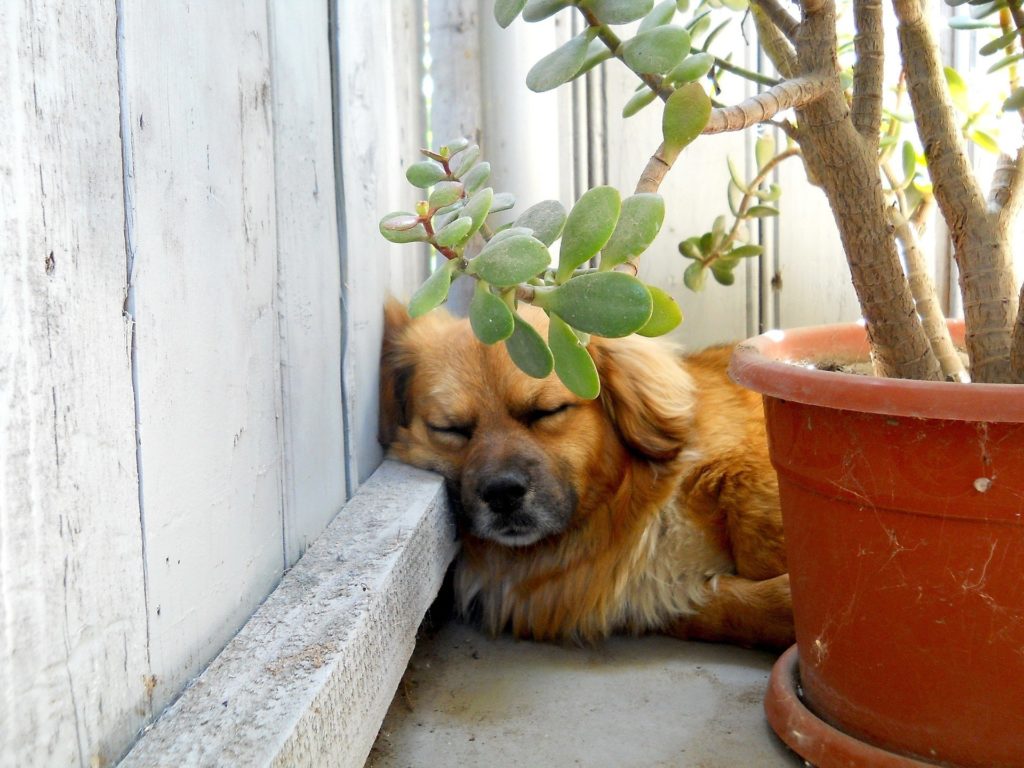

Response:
(664, 572), (793, 650)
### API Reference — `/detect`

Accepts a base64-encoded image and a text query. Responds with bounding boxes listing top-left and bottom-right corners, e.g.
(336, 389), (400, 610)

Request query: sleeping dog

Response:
(379, 301), (792, 649)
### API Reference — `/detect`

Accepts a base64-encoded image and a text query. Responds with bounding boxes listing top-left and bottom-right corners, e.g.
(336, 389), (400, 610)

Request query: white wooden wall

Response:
(1, 2), (423, 765)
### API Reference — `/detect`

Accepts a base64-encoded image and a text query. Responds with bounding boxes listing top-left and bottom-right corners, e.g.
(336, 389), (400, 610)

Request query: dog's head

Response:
(379, 299), (696, 548)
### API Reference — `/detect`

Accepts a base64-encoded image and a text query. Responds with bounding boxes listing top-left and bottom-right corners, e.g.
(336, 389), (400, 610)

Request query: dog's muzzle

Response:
(460, 459), (576, 548)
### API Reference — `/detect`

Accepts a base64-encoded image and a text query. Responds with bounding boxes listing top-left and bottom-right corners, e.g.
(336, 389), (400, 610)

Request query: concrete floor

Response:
(367, 620), (805, 768)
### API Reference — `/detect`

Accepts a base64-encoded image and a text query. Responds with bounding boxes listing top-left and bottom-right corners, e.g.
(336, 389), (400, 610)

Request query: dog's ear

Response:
(592, 336), (696, 462)
(379, 299), (414, 447)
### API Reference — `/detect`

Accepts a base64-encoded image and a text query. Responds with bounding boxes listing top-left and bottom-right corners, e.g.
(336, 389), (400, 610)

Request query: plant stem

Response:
(578, 7), (674, 101)
(724, 147), (801, 247)
(712, 56), (781, 87)
(704, 74), (832, 134)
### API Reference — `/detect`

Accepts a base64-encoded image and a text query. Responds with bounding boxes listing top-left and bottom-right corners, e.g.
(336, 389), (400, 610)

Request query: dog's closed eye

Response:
(427, 421), (474, 441)
(523, 403), (573, 426)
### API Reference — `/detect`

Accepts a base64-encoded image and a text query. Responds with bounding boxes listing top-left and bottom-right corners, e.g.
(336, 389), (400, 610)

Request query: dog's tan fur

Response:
(380, 301), (793, 649)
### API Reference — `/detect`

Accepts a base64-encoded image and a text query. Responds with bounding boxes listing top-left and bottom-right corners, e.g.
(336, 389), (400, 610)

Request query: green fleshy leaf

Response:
(587, 0), (656, 23)
(523, 0), (573, 21)
(755, 134), (775, 170)
(464, 187), (494, 235)
(434, 216), (474, 248)
(462, 161), (491, 194)
(495, 0), (529, 27)
(979, 29), (1017, 55)
(727, 244), (763, 258)
(578, 40), (615, 77)
(537, 272), (653, 337)
(711, 214), (726, 248)
(969, 129), (1000, 154)
(505, 313), (554, 378)
(469, 282), (515, 344)
(488, 226), (535, 245)
(687, 11), (711, 39)
(987, 52), (1024, 74)
(678, 237), (702, 260)
(710, 259), (736, 285)
(720, 0), (748, 9)
(636, 285), (682, 337)
(683, 261), (707, 291)
(746, 205), (779, 217)
(406, 160), (448, 188)
(380, 212), (421, 232)
(666, 51), (715, 83)
(491, 192), (517, 213)
(429, 181), (464, 210)
(526, 30), (596, 92)
(754, 183), (782, 202)
(380, 212), (428, 244)
(948, 16), (998, 28)
(662, 82), (711, 163)
(623, 87), (659, 117)
(901, 140), (917, 184)
(453, 145), (482, 177)
(944, 66), (969, 113)
(548, 313), (600, 399)
(441, 137), (471, 155)
(1003, 86), (1024, 111)
(468, 235), (551, 287)
(621, 26), (690, 74)
(514, 200), (568, 246)
(727, 156), (748, 192)
(600, 193), (665, 269)
(409, 259), (457, 317)
(556, 186), (622, 283)
(638, 0), (678, 32)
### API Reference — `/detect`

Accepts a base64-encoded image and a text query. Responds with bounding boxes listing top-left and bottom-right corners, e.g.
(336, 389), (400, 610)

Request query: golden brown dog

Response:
(379, 301), (793, 649)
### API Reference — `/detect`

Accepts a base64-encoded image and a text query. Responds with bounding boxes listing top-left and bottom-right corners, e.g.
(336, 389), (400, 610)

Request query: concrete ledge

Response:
(120, 461), (455, 768)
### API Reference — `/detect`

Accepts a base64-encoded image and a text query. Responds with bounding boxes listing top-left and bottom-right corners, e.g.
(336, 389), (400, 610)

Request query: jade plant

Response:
(383, 0), (1024, 390)
(379, 94), (707, 398)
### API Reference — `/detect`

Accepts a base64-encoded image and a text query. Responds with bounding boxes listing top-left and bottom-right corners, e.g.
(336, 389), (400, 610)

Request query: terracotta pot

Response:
(729, 321), (1024, 768)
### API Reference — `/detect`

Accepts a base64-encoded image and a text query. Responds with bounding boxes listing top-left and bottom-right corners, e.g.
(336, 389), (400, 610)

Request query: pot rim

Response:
(728, 320), (1024, 423)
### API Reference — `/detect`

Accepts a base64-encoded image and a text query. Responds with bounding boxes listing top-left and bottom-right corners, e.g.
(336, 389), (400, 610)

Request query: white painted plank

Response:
(0, 3), (150, 766)
(267, 0), (347, 565)
(602, 21), (756, 348)
(479, 11), (575, 224)
(120, 1), (286, 716)
(336, 2), (427, 488)
(771, 161), (861, 329)
(119, 462), (456, 768)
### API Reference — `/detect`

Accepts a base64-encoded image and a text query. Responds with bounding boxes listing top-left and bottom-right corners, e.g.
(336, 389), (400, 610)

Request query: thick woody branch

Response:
(893, 0), (987, 226)
(799, 0), (828, 17)
(852, 0), (885, 143)
(703, 75), (831, 134)
(751, 4), (798, 78)
(750, 0), (800, 44)
(989, 150), (1024, 224)
(888, 207), (969, 381)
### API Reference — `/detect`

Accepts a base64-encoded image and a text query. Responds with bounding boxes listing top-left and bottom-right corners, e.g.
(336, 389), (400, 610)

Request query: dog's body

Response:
(380, 302), (792, 649)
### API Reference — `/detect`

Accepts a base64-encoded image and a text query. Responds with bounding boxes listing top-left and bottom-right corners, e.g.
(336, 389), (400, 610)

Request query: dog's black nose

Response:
(479, 471), (529, 515)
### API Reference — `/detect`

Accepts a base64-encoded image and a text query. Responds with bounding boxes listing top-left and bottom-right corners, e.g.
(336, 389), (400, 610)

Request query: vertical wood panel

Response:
(267, 0), (346, 565)
(771, 162), (861, 329)
(120, 1), (285, 715)
(0, 3), (150, 765)
(336, 2), (427, 488)
(479, 12), (574, 222)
